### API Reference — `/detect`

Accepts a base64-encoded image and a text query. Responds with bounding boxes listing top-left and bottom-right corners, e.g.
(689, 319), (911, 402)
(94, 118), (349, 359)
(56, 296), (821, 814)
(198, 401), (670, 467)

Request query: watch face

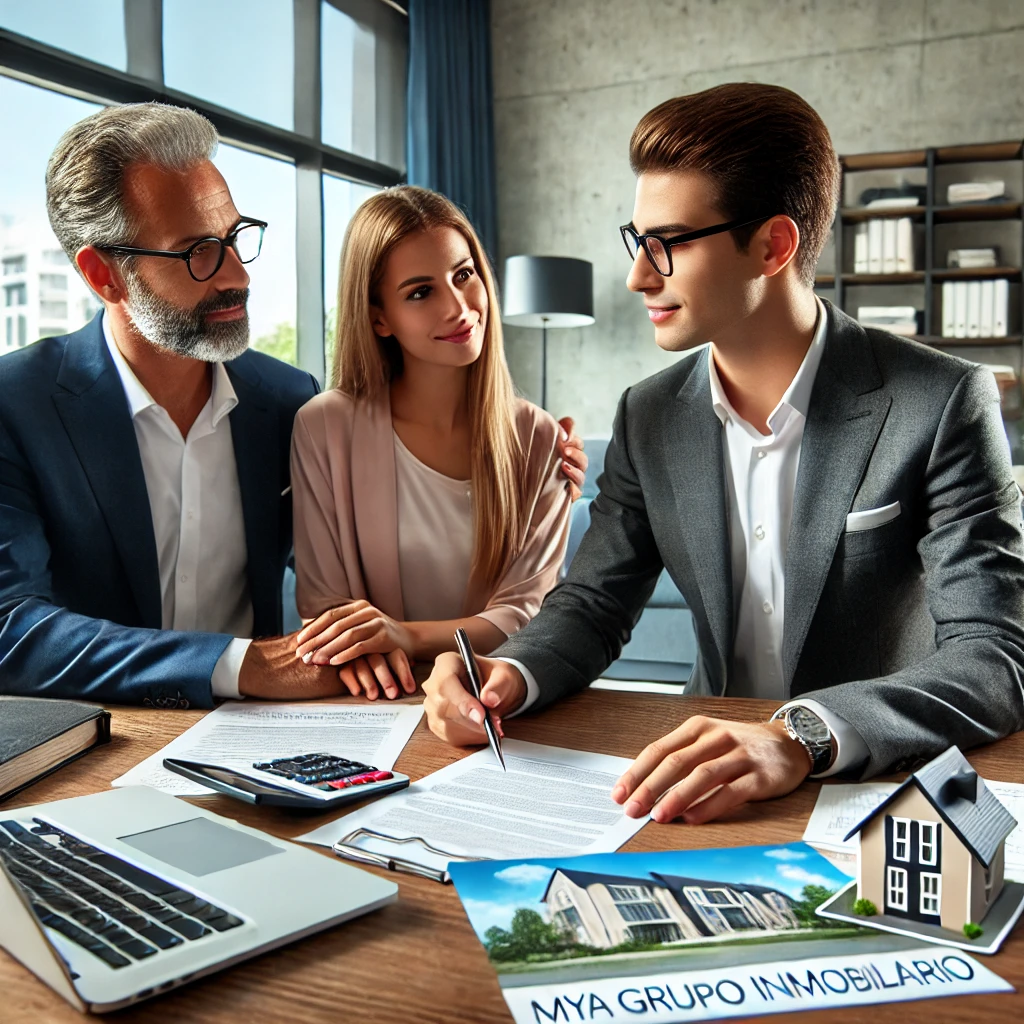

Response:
(788, 707), (831, 746)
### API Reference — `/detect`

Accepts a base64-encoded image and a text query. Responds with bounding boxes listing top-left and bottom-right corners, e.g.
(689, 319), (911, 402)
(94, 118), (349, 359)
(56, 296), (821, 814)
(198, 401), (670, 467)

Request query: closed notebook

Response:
(0, 698), (111, 803)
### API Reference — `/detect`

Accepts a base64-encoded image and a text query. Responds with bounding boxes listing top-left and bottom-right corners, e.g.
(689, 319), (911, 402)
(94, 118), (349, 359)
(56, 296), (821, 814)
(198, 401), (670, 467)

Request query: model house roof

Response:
(842, 745), (1017, 867)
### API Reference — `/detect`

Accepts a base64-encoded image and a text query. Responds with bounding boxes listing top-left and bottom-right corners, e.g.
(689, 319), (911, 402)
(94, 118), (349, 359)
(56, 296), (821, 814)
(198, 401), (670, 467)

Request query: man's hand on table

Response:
(422, 653), (527, 745)
(612, 716), (812, 824)
(238, 633), (351, 699)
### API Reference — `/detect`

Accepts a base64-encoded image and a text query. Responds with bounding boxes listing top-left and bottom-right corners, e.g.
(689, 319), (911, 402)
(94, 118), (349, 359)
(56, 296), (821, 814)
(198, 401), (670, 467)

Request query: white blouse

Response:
(393, 431), (475, 623)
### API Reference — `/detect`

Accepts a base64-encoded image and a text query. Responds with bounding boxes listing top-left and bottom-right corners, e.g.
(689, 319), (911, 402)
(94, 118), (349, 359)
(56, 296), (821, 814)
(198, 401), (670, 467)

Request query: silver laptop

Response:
(0, 786), (397, 1012)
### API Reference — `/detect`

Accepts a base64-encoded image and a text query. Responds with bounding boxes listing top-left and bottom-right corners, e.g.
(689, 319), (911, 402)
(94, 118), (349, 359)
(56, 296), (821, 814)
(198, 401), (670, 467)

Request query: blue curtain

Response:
(406, 0), (498, 261)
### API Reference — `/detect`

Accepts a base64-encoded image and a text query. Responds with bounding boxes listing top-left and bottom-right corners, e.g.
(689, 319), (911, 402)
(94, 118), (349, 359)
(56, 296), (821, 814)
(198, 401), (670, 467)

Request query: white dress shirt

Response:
(102, 315), (252, 699)
(507, 299), (869, 777)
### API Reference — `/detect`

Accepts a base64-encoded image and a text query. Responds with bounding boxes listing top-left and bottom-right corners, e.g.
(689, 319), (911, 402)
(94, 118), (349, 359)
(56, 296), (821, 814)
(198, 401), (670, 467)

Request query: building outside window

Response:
(39, 273), (67, 290)
(4, 282), (26, 306)
(2, 255), (26, 275)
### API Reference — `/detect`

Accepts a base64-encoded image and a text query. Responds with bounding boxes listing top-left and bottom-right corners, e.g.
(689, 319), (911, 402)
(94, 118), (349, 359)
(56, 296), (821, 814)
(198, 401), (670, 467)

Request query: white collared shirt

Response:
(507, 299), (868, 777)
(102, 314), (252, 699)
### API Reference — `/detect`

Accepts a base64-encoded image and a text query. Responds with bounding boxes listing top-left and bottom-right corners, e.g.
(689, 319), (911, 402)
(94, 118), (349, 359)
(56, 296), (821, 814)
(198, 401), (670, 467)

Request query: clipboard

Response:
(332, 827), (476, 884)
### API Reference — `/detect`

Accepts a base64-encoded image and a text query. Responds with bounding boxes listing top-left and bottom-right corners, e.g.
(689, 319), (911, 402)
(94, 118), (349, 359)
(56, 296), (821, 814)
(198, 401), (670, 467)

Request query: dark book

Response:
(0, 697), (111, 803)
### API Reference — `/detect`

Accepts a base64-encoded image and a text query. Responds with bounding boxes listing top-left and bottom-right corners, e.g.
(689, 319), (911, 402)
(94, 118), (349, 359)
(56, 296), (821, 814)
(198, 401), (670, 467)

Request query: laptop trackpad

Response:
(118, 817), (285, 877)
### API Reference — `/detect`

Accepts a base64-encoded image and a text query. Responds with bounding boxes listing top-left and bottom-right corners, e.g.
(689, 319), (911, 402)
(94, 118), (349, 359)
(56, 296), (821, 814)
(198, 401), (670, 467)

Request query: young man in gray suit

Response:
(421, 83), (1024, 824)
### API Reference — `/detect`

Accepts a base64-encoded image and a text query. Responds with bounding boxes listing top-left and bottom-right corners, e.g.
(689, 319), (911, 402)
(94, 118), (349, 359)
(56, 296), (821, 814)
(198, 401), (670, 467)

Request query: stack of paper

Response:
(947, 180), (1005, 204)
(857, 306), (918, 336)
(941, 279), (1010, 338)
(947, 247), (998, 269)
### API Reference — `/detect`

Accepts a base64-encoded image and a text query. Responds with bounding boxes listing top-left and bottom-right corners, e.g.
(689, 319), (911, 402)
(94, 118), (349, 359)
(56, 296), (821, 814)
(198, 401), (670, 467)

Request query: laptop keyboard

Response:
(0, 817), (243, 970)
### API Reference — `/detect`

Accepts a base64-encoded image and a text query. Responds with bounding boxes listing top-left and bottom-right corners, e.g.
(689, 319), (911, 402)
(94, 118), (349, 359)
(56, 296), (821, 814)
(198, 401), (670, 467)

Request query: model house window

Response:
(984, 865), (994, 902)
(918, 822), (938, 866)
(887, 866), (907, 910)
(892, 818), (910, 861)
(920, 873), (941, 915)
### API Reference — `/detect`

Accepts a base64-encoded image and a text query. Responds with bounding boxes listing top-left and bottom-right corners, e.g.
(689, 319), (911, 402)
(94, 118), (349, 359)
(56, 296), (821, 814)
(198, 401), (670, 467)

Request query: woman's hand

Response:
(338, 650), (416, 700)
(296, 599), (416, 680)
(557, 416), (588, 501)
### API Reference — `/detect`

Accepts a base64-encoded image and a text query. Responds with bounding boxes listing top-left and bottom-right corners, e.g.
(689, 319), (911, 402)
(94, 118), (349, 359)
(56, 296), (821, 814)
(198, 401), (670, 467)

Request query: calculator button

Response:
(370, 771), (393, 781)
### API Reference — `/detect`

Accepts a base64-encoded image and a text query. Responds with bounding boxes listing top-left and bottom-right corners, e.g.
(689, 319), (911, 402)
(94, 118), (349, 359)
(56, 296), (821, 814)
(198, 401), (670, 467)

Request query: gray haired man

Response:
(0, 102), (344, 706)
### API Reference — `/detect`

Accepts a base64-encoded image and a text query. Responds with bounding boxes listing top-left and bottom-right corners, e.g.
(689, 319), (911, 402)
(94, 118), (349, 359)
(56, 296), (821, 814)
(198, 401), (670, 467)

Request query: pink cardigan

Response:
(290, 388), (573, 637)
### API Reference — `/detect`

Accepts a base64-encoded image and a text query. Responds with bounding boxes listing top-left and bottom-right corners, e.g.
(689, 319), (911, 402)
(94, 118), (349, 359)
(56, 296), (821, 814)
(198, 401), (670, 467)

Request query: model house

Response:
(843, 746), (1017, 932)
(541, 868), (799, 949)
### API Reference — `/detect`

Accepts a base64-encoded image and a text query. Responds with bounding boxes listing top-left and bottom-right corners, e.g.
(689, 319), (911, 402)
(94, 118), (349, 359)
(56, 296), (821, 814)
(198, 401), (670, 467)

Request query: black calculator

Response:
(163, 752), (410, 809)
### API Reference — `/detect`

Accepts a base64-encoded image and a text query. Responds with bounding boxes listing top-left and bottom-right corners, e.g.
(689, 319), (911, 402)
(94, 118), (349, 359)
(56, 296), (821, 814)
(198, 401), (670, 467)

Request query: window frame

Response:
(887, 866), (907, 911)
(920, 872), (941, 916)
(0, 0), (406, 382)
(918, 821), (938, 867)
(891, 817), (910, 862)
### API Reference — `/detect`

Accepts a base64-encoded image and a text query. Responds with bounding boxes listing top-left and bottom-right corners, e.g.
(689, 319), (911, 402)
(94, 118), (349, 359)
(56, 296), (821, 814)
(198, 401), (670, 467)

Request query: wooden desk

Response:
(2, 692), (1022, 1023)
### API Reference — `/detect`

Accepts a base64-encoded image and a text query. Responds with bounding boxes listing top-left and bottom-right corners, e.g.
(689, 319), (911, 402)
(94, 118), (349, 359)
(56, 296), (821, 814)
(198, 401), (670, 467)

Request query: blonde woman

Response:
(290, 186), (583, 699)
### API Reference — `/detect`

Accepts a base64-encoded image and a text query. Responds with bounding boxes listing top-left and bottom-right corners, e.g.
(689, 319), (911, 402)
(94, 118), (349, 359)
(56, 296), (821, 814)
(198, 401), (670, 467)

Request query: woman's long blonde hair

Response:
(331, 185), (525, 588)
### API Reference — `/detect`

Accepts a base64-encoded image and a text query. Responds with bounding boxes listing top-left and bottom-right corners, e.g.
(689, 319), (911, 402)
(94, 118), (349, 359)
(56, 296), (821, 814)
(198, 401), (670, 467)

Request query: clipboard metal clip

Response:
(333, 828), (473, 884)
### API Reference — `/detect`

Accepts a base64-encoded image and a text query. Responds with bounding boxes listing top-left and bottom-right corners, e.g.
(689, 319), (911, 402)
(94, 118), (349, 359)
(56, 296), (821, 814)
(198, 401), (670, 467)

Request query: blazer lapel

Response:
(782, 304), (891, 688)
(351, 390), (405, 619)
(225, 363), (281, 637)
(671, 349), (733, 690)
(51, 317), (162, 628)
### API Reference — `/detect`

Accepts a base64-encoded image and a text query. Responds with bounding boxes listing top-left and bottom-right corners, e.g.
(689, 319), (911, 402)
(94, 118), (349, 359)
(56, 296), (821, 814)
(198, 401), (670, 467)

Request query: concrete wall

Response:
(491, 0), (1024, 435)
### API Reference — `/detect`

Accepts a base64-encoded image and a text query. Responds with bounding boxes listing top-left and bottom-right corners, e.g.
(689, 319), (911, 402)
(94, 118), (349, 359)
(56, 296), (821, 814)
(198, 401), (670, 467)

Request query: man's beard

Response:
(122, 266), (250, 362)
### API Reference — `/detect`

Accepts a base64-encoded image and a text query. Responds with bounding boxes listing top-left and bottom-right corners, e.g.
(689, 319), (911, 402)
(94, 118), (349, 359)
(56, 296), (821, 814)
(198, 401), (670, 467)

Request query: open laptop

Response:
(0, 786), (397, 1012)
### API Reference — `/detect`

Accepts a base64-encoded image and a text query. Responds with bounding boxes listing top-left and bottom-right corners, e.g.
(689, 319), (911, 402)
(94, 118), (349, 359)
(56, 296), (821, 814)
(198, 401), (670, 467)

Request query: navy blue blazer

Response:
(0, 314), (318, 708)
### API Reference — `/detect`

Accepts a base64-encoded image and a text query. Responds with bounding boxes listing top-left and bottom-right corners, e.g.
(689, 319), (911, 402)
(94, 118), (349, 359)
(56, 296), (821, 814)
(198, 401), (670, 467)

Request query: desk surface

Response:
(2, 691), (1022, 1023)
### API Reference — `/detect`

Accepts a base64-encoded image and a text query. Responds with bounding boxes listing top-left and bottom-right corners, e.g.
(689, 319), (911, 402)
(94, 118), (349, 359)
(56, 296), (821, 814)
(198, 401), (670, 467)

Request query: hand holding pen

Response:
(454, 628), (506, 770)
(421, 646), (528, 750)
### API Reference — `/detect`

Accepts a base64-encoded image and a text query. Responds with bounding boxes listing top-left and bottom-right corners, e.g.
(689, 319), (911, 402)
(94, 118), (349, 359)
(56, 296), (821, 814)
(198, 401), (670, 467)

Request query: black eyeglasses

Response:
(98, 218), (268, 282)
(620, 215), (772, 277)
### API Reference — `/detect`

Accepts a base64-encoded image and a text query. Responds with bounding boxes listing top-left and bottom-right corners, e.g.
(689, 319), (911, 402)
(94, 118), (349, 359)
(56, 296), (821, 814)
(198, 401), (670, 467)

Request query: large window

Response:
(0, 0), (126, 70)
(163, 0), (294, 131)
(0, 0), (405, 374)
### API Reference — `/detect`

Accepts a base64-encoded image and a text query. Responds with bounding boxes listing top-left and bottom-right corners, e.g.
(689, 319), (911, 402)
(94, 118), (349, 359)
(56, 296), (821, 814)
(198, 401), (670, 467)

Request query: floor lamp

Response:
(501, 255), (595, 410)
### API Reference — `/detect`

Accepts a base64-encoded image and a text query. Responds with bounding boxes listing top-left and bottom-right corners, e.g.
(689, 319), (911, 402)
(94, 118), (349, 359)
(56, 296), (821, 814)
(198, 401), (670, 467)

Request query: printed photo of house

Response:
(542, 868), (799, 949)
(842, 746), (1017, 933)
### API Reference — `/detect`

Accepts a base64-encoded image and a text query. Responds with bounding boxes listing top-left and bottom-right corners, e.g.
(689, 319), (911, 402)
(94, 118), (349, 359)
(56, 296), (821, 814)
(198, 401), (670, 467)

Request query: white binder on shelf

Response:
(980, 279), (995, 338)
(941, 282), (956, 338)
(966, 281), (982, 338)
(953, 281), (969, 339)
(895, 217), (914, 272)
(867, 219), (883, 274)
(993, 278), (1009, 338)
(853, 222), (869, 274)
(881, 218), (898, 273)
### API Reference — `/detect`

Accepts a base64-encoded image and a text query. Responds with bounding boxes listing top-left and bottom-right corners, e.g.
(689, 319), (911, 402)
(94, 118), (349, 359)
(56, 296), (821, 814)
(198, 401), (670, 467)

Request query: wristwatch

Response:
(775, 706), (835, 775)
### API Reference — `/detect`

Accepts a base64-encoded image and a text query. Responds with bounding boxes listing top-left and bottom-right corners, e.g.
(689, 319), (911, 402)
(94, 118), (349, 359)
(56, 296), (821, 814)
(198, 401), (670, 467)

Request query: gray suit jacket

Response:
(497, 301), (1024, 777)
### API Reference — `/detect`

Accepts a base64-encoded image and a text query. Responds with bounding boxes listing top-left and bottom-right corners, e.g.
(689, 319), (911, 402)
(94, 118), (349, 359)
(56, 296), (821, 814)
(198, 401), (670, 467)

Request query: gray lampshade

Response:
(502, 255), (595, 328)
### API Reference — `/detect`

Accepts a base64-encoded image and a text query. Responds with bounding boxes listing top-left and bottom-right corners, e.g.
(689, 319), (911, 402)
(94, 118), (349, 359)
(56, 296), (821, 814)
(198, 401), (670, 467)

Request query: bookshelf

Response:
(815, 140), (1024, 446)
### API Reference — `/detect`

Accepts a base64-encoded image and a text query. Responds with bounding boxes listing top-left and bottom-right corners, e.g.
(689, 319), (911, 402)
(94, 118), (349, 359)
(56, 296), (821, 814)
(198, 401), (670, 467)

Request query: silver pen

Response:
(454, 627), (506, 771)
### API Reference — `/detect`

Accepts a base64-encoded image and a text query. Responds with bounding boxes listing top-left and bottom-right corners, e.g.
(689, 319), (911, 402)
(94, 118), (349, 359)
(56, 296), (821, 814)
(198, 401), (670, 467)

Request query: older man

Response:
(0, 102), (586, 707)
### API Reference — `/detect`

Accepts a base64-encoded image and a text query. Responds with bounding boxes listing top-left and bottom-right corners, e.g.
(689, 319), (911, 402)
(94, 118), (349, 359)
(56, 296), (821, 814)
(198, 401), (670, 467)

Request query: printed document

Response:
(112, 703), (424, 797)
(804, 779), (1024, 880)
(299, 739), (648, 871)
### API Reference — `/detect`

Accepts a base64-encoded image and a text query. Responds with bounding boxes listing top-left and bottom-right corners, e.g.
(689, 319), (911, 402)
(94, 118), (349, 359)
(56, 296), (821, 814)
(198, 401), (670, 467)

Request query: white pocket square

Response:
(845, 500), (901, 533)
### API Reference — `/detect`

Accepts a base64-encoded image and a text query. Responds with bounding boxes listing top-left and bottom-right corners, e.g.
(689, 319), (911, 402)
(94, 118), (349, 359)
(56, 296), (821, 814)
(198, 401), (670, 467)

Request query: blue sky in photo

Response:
(450, 843), (850, 943)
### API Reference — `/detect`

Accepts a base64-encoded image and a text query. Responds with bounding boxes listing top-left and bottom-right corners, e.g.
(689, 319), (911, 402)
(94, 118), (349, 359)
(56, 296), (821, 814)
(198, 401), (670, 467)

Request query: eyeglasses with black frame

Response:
(97, 218), (268, 282)
(620, 215), (773, 277)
